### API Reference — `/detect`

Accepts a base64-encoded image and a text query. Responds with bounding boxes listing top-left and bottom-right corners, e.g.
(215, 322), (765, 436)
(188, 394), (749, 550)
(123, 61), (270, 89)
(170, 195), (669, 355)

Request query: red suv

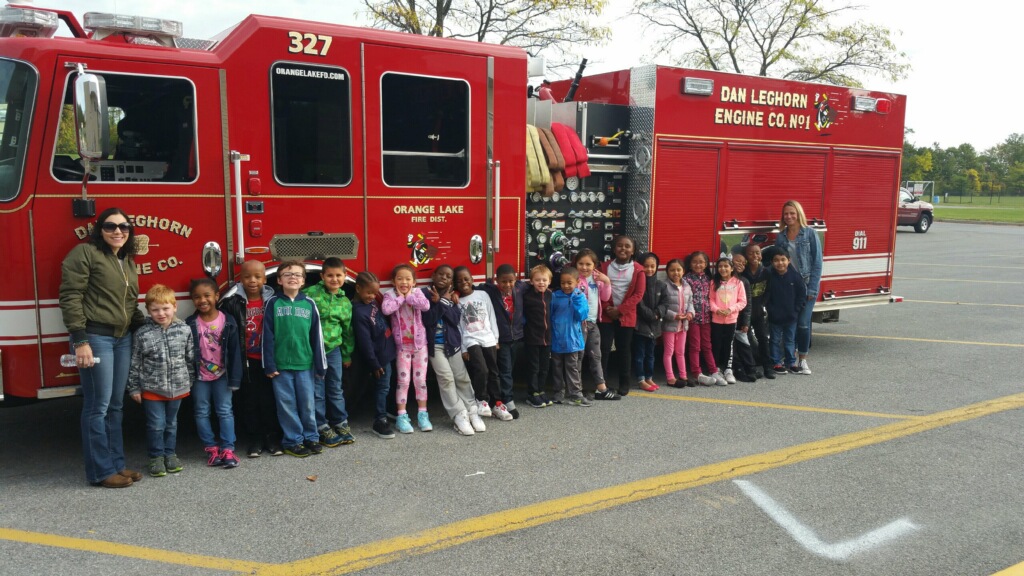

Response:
(897, 188), (934, 233)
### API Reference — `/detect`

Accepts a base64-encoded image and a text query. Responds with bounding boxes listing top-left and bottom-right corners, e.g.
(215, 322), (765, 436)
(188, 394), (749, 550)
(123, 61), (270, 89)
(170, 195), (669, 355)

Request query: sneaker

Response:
(246, 445), (263, 458)
(319, 425), (344, 447)
(584, 392), (596, 401)
(696, 373), (717, 386)
(477, 401), (492, 417)
(736, 371), (757, 383)
(789, 365), (801, 374)
(594, 389), (622, 400)
(221, 449), (240, 468)
(204, 446), (223, 467)
(540, 394), (555, 407)
(468, 412), (487, 432)
(453, 411), (475, 436)
(686, 377), (698, 387)
(417, 411), (434, 431)
(333, 422), (355, 444)
(395, 413), (414, 434)
(267, 442), (285, 456)
(372, 418), (396, 439)
(164, 454), (183, 474)
(284, 444), (311, 457)
(798, 359), (812, 375)
(148, 457), (167, 477)
(754, 368), (765, 380)
(724, 369), (737, 385)
(506, 401), (520, 419)
(713, 371), (728, 386)
(550, 393), (565, 404)
(527, 394), (546, 408)
(773, 365), (788, 375)
(492, 402), (514, 421)
(764, 368), (777, 380)
(568, 397), (593, 407)
(304, 440), (323, 455)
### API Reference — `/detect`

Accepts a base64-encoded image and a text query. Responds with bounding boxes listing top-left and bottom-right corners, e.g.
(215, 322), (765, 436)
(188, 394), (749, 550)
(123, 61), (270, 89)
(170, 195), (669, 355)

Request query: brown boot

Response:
(118, 469), (143, 482)
(99, 474), (133, 488)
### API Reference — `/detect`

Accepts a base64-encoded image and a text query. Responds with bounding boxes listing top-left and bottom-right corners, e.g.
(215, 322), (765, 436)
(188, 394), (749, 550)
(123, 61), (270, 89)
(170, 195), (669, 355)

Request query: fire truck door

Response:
(361, 44), (491, 279)
(38, 58), (224, 390)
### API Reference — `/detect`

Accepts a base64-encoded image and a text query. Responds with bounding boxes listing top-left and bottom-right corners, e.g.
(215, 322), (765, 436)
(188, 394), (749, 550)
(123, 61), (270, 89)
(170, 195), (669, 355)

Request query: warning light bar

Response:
(0, 6), (59, 38)
(682, 77), (714, 96)
(852, 96), (891, 114)
(83, 12), (183, 47)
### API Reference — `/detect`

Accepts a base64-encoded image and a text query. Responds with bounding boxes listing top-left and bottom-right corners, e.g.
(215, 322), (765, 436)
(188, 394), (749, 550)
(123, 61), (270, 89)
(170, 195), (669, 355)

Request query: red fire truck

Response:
(0, 6), (905, 401)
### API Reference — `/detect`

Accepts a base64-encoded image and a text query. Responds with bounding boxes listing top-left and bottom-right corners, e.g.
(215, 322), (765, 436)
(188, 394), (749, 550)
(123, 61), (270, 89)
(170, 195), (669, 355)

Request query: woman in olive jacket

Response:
(59, 207), (146, 488)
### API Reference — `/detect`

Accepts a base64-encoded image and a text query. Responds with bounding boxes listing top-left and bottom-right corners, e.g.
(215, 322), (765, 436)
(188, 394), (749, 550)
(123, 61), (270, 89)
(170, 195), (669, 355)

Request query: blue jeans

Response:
(273, 369), (318, 447)
(316, 347), (349, 428)
(372, 363), (392, 420)
(77, 333), (132, 484)
(632, 334), (656, 381)
(193, 376), (236, 450)
(796, 298), (815, 355)
(495, 340), (521, 404)
(770, 321), (797, 368)
(143, 398), (182, 457)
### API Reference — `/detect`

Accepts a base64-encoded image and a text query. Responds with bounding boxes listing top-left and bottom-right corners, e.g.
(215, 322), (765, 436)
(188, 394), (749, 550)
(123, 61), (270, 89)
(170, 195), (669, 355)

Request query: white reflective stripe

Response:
(822, 273), (891, 281)
(823, 252), (889, 261)
(822, 257), (890, 276)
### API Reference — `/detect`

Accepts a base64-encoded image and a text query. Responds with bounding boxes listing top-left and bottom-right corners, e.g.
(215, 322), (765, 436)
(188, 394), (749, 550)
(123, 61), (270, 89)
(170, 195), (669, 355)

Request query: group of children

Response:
(127, 235), (809, 477)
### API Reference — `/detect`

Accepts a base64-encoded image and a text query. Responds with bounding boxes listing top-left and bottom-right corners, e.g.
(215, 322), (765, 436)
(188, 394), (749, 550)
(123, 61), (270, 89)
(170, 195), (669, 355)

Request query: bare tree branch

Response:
(631, 0), (909, 87)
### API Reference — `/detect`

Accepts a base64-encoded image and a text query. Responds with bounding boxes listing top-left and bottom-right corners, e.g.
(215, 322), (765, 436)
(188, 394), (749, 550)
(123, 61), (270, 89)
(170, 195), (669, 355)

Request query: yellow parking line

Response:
(630, 391), (917, 420)
(905, 299), (1024, 308)
(817, 333), (1024, 348)
(0, 528), (271, 573)
(895, 277), (1024, 284)
(993, 560), (1024, 575)
(257, 393), (1024, 576)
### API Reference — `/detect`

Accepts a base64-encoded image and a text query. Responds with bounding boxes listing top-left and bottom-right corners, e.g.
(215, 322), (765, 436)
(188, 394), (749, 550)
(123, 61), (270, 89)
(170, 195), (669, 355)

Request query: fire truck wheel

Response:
(914, 213), (932, 233)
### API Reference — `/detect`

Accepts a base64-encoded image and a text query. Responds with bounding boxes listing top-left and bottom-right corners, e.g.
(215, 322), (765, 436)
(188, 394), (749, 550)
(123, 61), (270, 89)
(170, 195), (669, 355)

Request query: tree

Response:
(630, 0), (909, 87)
(363, 0), (610, 68)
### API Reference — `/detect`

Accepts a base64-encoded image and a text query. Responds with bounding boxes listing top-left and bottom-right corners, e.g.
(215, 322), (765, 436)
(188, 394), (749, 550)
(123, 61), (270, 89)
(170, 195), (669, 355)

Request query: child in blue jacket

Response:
(550, 266), (591, 407)
(352, 271), (397, 439)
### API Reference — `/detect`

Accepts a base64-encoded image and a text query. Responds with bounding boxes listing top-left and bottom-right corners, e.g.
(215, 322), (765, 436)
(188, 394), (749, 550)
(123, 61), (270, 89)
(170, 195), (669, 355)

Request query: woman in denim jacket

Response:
(774, 200), (822, 375)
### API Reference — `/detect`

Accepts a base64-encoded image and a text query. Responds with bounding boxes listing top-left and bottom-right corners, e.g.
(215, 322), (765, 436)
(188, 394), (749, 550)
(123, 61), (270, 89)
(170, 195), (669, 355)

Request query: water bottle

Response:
(60, 354), (100, 368)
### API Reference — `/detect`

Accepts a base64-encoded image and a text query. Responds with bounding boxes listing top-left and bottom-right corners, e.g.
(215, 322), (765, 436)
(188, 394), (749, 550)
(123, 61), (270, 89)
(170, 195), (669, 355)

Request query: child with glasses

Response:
(263, 262), (327, 457)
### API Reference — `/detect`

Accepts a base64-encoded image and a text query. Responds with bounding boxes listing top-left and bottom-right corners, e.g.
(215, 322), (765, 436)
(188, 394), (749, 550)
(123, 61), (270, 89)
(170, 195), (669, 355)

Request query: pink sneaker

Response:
(220, 449), (239, 469)
(204, 446), (223, 466)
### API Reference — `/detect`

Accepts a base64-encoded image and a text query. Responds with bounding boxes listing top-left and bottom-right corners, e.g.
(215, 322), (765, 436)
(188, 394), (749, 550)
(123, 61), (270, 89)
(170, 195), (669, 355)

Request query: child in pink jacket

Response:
(382, 264), (432, 434)
(709, 257), (747, 385)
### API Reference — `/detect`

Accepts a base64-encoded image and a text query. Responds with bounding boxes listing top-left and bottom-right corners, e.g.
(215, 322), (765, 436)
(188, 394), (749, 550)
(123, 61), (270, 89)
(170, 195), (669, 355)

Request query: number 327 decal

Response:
(287, 31), (333, 56)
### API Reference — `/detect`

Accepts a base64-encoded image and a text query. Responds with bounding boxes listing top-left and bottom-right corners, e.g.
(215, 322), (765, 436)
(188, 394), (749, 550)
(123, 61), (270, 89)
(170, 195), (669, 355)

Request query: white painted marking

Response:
(464, 471), (485, 477)
(734, 479), (918, 560)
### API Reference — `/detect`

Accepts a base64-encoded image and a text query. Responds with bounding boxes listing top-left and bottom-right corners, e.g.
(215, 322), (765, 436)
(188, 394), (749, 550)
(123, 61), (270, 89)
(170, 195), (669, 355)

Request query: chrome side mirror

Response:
(73, 70), (109, 161)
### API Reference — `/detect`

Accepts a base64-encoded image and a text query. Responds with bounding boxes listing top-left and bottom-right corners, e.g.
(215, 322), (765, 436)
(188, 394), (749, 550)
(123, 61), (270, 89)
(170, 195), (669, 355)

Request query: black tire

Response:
(914, 213), (932, 233)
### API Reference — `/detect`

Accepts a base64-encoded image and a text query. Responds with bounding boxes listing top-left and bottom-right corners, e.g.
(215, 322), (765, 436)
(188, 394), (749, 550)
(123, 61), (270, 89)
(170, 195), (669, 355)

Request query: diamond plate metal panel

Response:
(625, 65), (657, 253)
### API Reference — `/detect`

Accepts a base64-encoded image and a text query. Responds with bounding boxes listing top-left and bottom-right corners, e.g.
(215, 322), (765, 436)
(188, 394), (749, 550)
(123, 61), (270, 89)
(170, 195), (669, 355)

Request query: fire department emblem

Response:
(814, 93), (836, 131)
(407, 233), (437, 267)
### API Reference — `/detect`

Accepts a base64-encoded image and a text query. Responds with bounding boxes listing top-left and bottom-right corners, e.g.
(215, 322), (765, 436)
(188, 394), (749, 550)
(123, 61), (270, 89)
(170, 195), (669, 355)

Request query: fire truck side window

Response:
(0, 59), (38, 202)
(51, 73), (197, 183)
(270, 62), (352, 186)
(380, 73), (469, 188)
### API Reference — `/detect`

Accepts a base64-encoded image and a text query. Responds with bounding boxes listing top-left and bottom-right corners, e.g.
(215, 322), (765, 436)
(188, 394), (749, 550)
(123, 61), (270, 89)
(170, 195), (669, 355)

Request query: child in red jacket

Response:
(599, 235), (646, 396)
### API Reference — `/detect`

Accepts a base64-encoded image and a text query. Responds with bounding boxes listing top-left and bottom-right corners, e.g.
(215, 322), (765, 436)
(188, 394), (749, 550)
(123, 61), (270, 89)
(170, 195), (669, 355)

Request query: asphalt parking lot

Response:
(2, 222), (1022, 576)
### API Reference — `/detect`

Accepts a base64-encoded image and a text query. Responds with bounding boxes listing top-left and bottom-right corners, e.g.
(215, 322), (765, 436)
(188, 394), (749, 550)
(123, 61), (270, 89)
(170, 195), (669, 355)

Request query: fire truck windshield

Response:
(0, 58), (37, 202)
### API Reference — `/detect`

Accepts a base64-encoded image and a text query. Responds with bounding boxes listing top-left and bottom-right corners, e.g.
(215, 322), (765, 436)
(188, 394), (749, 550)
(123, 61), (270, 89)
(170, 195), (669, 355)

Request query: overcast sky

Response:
(42, 0), (1021, 152)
